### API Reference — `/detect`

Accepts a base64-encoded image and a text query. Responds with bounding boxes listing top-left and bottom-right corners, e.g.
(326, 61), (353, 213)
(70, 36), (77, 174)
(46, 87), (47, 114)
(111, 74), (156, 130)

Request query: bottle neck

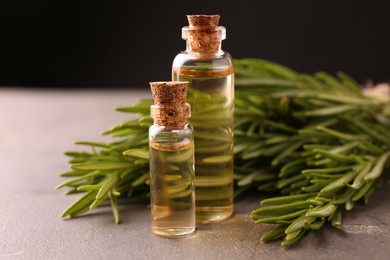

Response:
(182, 26), (226, 56)
(150, 103), (191, 130)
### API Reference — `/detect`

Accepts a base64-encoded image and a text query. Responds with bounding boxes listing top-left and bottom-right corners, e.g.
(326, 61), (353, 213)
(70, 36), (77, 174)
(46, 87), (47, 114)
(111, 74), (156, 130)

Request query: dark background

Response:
(1, 0), (389, 88)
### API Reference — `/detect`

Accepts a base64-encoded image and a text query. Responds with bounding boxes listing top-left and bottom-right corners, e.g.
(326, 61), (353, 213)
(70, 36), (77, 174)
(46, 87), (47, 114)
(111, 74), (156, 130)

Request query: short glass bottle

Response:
(172, 15), (234, 223)
(148, 81), (195, 238)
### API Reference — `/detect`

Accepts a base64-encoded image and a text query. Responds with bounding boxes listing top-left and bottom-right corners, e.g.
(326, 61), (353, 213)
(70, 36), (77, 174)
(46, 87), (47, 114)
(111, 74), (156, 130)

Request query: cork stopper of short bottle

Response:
(150, 81), (191, 129)
(185, 14), (224, 54)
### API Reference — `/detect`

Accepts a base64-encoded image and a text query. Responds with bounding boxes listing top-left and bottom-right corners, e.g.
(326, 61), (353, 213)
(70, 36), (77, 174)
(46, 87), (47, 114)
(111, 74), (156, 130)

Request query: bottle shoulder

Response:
(172, 51), (233, 69)
(149, 124), (194, 145)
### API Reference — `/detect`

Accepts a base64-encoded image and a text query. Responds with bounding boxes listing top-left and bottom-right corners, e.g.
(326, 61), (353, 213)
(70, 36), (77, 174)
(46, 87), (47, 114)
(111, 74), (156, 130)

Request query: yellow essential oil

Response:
(172, 15), (234, 223)
(149, 141), (195, 237)
(148, 81), (195, 237)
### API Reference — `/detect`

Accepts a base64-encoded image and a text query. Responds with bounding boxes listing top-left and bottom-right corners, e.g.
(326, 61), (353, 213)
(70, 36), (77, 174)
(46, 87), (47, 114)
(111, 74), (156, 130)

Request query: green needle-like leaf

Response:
(110, 192), (120, 224)
(123, 149), (150, 159)
(71, 161), (135, 170)
(61, 191), (98, 218)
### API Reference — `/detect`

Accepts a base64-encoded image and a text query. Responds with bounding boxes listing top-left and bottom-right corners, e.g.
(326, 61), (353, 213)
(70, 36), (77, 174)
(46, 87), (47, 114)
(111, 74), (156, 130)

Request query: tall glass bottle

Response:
(172, 15), (234, 223)
(148, 81), (195, 237)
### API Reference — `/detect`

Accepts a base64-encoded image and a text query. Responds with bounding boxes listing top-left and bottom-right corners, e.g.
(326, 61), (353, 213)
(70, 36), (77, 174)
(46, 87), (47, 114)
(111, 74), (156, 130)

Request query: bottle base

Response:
(152, 227), (195, 238)
(196, 205), (233, 224)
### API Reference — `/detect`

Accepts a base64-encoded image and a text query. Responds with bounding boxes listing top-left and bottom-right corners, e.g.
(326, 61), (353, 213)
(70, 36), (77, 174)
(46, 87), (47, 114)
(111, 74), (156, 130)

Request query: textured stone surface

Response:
(1, 88), (390, 260)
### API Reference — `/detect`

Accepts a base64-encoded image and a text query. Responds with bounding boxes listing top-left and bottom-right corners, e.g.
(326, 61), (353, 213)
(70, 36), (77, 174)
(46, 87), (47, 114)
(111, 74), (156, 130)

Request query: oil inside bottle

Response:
(149, 140), (195, 237)
(173, 66), (234, 223)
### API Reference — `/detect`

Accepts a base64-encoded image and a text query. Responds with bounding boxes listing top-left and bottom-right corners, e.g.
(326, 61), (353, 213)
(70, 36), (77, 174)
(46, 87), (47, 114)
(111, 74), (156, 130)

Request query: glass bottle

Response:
(148, 81), (195, 237)
(172, 15), (234, 223)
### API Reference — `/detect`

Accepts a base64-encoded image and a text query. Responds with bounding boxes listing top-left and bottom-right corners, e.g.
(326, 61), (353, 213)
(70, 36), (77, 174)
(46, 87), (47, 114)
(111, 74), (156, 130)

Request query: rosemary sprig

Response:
(234, 59), (390, 246)
(56, 58), (390, 246)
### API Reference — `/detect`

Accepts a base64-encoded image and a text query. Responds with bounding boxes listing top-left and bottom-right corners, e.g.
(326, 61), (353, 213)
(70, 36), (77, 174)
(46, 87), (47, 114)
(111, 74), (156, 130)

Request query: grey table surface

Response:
(1, 87), (390, 260)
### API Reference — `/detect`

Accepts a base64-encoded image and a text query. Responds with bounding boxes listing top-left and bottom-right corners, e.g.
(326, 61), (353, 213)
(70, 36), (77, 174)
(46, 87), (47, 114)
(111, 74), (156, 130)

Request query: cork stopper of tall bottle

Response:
(150, 81), (191, 129)
(185, 14), (225, 54)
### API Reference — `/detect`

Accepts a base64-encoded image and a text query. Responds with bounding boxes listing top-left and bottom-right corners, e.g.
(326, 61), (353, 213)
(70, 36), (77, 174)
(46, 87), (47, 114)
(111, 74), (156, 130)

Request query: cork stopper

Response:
(183, 14), (225, 55)
(187, 14), (220, 28)
(150, 81), (191, 129)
